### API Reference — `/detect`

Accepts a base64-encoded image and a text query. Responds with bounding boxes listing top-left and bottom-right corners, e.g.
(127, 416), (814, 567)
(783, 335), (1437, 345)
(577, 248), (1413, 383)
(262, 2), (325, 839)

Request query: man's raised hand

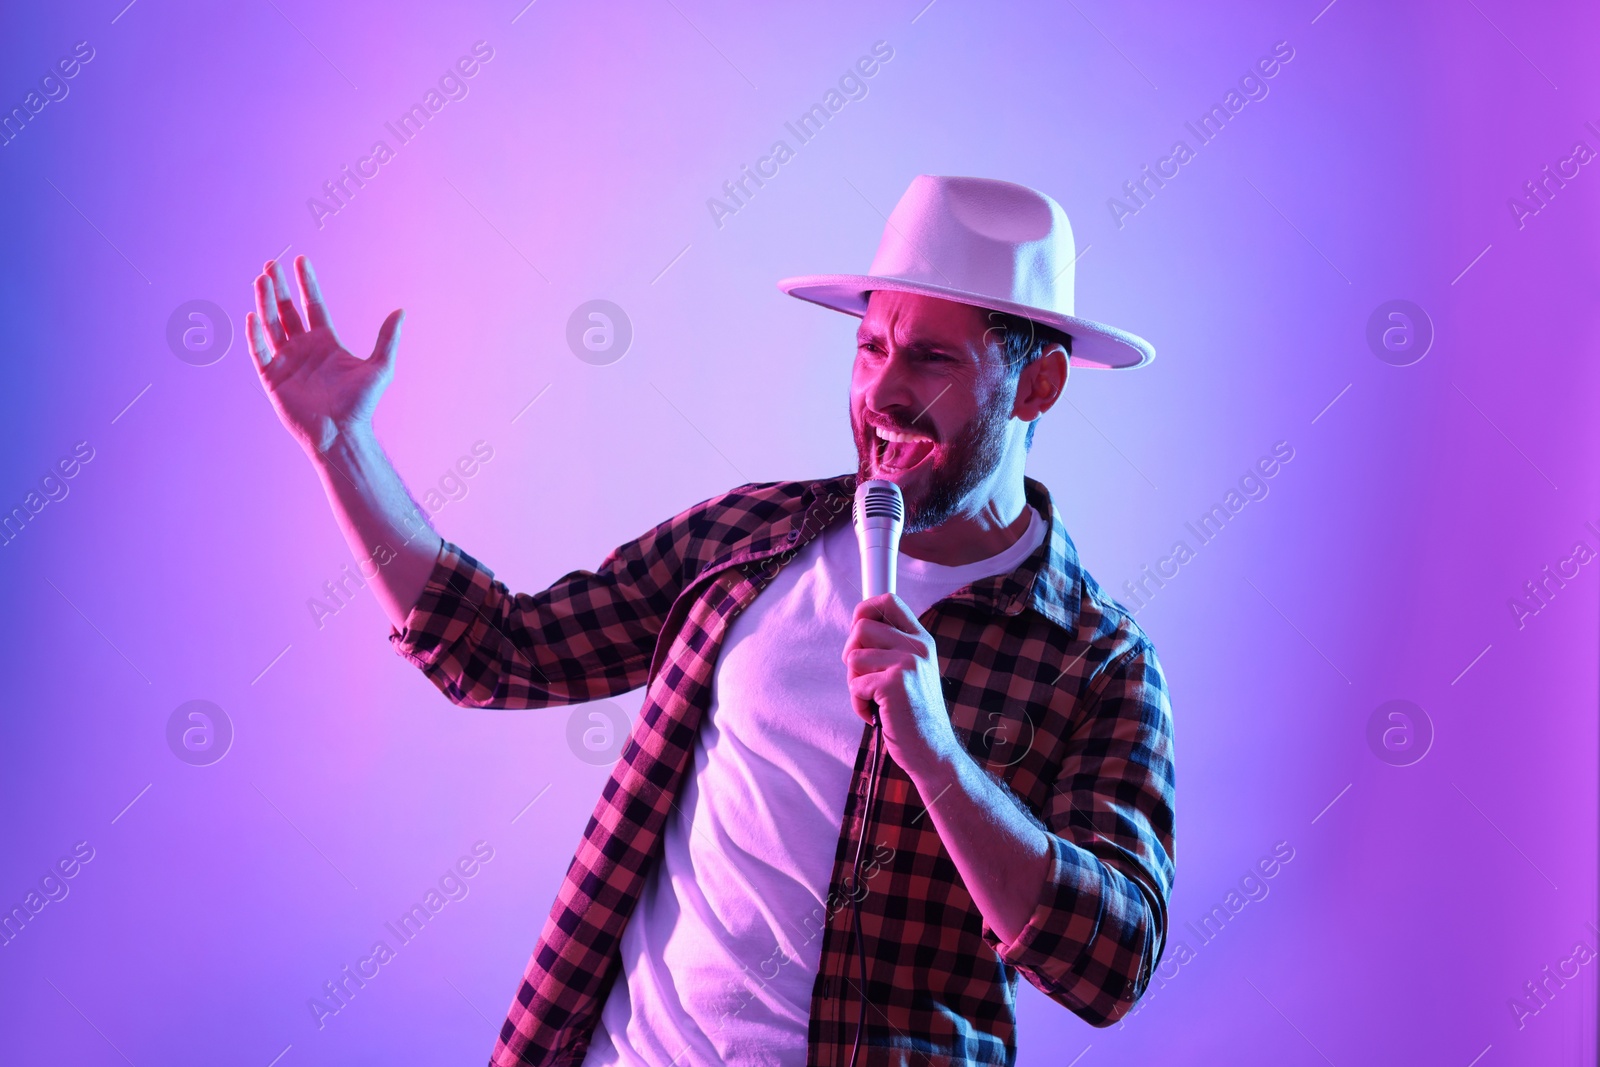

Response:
(246, 255), (405, 455)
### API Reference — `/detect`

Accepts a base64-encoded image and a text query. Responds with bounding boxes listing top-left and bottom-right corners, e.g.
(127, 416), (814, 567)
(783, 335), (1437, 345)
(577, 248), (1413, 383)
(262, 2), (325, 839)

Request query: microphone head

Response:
(854, 479), (904, 600)
(853, 478), (904, 533)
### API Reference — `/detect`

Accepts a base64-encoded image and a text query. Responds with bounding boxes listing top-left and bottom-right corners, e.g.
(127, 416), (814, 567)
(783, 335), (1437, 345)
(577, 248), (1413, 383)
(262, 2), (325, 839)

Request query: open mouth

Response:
(872, 423), (936, 474)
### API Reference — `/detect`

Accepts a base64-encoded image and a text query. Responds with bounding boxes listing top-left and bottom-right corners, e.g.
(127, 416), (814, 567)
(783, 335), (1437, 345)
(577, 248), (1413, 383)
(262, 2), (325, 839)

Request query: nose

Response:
(859, 347), (918, 420)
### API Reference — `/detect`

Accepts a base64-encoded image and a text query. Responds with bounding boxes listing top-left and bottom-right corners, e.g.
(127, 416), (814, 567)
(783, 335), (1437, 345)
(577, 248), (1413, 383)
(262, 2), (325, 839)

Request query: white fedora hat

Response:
(778, 174), (1153, 370)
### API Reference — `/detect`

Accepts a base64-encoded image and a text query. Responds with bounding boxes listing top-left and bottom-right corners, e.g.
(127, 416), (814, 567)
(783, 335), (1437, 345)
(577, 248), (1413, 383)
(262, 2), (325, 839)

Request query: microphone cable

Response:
(847, 713), (885, 1067)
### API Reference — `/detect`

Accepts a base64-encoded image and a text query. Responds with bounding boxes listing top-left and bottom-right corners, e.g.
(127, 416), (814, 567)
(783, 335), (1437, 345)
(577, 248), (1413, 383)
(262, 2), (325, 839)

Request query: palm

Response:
(266, 329), (383, 451)
(247, 257), (403, 455)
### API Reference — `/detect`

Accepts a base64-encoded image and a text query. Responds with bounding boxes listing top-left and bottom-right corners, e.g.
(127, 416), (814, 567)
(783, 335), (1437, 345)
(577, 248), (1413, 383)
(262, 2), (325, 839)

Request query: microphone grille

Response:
(854, 481), (904, 523)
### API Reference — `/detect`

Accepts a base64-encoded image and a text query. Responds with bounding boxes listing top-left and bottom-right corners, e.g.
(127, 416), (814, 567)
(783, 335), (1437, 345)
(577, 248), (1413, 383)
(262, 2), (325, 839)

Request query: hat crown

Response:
(867, 175), (1077, 318)
(775, 173), (1152, 369)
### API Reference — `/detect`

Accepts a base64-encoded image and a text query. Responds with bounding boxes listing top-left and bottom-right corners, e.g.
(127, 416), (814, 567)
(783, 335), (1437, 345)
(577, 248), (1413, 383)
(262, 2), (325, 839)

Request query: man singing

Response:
(247, 175), (1175, 1067)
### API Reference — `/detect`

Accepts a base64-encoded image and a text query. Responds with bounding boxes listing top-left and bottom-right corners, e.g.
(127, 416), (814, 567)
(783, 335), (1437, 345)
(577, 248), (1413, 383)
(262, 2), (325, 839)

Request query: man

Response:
(247, 174), (1175, 1067)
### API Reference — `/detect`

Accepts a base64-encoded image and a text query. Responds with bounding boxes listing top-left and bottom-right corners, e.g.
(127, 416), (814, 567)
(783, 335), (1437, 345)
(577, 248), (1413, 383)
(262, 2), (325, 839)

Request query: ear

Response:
(1013, 342), (1069, 421)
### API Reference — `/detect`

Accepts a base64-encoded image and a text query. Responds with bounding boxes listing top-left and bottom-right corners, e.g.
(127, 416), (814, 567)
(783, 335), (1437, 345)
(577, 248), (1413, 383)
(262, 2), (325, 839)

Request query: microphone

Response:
(853, 478), (904, 599)
(847, 479), (901, 1067)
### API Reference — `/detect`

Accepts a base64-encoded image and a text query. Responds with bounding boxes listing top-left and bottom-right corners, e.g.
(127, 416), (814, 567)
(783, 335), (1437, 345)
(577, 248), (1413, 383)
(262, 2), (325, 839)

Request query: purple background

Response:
(1, 1), (1596, 1064)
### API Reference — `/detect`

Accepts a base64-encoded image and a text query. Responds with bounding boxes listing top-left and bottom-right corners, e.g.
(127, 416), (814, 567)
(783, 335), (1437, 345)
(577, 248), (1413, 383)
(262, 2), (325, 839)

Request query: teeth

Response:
(875, 426), (932, 444)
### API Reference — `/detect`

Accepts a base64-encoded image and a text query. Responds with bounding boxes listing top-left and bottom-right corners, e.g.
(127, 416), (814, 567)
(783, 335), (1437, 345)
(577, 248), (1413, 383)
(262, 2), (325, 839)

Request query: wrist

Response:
(898, 731), (965, 793)
(305, 419), (376, 468)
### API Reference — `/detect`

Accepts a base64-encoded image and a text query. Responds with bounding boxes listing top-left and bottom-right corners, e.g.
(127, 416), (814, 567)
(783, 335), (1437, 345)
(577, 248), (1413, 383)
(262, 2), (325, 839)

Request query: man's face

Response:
(850, 290), (1019, 533)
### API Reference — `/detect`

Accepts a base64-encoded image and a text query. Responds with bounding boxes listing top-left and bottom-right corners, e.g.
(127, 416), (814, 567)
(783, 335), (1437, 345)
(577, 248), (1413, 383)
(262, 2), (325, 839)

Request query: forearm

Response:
(307, 424), (443, 631)
(904, 746), (1052, 946)
(847, 603), (1174, 1022)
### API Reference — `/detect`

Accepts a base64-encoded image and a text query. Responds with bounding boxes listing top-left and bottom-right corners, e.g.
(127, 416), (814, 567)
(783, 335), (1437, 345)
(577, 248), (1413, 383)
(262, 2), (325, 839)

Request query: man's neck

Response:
(899, 477), (1032, 567)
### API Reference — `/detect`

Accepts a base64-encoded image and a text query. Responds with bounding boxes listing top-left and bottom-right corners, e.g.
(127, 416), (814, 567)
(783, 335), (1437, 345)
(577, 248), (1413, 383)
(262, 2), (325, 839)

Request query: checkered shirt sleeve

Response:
(981, 636), (1176, 1024)
(387, 501), (712, 708)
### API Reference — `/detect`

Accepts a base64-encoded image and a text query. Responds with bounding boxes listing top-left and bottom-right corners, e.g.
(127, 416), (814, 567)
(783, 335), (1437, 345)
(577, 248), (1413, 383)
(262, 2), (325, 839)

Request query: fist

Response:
(841, 593), (958, 777)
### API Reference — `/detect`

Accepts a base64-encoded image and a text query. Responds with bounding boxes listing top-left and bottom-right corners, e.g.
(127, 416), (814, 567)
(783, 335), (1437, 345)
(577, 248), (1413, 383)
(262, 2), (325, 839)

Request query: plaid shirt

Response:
(389, 473), (1175, 1067)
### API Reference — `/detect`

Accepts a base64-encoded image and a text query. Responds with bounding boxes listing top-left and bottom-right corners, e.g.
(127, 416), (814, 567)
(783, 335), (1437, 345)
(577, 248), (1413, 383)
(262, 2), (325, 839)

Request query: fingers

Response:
(846, 671), (887, 723)
(844, 616), (923, 659)
(245, 311), (272, 375)
(268, 259), (305, 336)
(254, 272), (287, 351)
(846, 648), (914, 675)
(852, 594), (921, 633)
(295, 255), (334, 333)
(370, 308), (405, 375)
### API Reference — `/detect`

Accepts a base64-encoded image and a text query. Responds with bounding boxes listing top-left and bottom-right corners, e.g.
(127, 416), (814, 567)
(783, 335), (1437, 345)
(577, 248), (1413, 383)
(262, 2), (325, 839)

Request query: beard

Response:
(853, 383), (1013, 534)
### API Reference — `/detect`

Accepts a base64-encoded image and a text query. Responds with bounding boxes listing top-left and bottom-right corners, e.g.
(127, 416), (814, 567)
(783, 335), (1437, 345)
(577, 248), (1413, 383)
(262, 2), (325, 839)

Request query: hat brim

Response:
(777, 273), (1154, 370)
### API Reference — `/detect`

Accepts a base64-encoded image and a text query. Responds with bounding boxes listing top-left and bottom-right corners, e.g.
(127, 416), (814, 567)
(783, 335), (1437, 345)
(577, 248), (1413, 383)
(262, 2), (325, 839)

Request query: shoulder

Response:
(684, 477), (820, 530)
(655, 474), (853, 564)
(1067, 566), (1171, 707)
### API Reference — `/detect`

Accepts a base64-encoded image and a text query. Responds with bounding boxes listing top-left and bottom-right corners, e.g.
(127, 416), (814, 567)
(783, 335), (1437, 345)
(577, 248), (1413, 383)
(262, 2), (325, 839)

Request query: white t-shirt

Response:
(581, 506), (1047, 1067)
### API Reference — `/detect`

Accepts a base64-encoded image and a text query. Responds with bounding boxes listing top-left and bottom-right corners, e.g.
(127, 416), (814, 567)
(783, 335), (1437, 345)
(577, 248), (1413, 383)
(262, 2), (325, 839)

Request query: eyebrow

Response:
(855, 327), (963, 358)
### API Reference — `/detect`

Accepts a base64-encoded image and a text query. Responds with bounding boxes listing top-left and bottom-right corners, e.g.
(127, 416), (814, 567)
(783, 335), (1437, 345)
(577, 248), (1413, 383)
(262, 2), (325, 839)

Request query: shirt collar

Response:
(792, 473), (1084, 633)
